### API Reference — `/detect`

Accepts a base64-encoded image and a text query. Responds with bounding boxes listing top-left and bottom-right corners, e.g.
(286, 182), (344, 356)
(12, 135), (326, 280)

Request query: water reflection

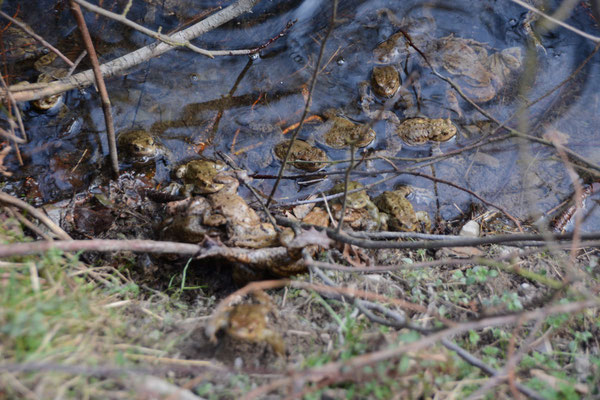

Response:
(2, 0), (599, 230)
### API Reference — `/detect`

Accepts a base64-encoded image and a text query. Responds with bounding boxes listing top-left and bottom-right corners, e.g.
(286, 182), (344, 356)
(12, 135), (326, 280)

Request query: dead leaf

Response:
(302, 207), (330, 227)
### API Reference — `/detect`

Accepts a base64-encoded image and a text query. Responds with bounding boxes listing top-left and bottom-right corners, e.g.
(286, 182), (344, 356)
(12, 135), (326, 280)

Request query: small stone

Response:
(459, 220), (480, 237)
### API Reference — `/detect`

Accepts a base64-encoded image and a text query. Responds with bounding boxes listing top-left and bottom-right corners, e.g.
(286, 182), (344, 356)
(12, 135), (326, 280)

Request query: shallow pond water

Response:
(2, 0), (600, 231)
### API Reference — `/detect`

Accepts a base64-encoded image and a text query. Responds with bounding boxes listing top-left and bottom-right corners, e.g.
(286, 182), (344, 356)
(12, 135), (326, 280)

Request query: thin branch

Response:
(69, 0), (119, 177)
(0, 239), (198, 258)
(0, 74), (26, 165)
(0, 127), (26, 144)
(275, 215), (600, 250)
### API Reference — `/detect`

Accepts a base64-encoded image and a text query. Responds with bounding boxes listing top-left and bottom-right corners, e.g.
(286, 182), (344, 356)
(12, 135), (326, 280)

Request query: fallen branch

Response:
(3, 231), (600, 259)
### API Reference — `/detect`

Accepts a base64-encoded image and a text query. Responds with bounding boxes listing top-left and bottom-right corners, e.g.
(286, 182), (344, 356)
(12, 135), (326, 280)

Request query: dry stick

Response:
(266, 0), (338, 207)
(275, 215), (600, 250)
(0, 192), (71, 240)
(0, 11), (75, 67)
(310, 240), (600, 274)
(69, 0), (119, 177)
(3, 0), (261, 103)
(3, 233), (600, 260)
(0, 239), (198, 258)
(67, 50), (88, 77)
(5, 207), (53, 241)
(242, 299), (599, 400)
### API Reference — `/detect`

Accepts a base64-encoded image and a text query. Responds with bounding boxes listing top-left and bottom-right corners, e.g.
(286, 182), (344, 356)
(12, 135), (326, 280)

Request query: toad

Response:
(117, 129), (167, 166)
(311, 110), (376, 149)
(375, 189), (419, 232)
(203, 174), (278, 248)
(207, 291), (285, 356)
(174, 159), (228, 195)
(373, 11), (523, 103)
(273, 139), (328, 172)
(329, 181), (385, 231)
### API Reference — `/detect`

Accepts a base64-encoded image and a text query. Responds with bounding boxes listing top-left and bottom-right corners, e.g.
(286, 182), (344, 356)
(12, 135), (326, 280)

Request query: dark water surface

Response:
(2, 0), (599, 231)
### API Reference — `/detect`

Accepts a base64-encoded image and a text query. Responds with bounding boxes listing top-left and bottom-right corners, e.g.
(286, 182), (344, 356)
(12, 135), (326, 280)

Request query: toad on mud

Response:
(173, 159), (228, 195)
(375, 189), (419, 232)
(208, 291), (285, 356)
(203, 174), (278, 249)
(329, 181), (385, 231)
(375, 188), (431, 232)
(273, 139), (328, 172)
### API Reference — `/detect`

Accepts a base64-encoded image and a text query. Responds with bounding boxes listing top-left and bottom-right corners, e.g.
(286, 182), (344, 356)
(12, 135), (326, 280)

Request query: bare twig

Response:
(69, 0), (119, 177)
(0, 74), (25, 165)
(0, 239), (197, 258)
